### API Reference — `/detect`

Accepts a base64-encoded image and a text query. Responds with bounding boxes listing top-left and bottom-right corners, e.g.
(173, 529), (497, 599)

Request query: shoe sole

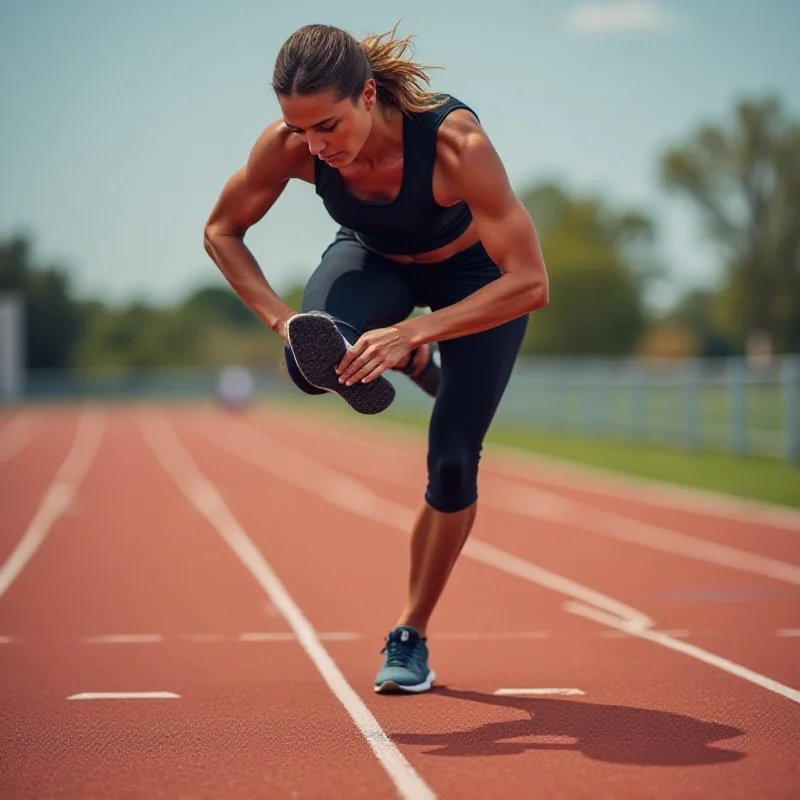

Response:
(286, 313), (395, 415)
(374, 670), (436, 694)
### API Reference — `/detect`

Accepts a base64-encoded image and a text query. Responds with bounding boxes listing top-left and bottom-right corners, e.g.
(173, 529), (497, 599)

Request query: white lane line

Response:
(777, 629), (800, 637)
(494, 688), (584, 696)
(68, 692), (179, 700)
(486, 442), (800, 533)
(181, 634), (228, 643)
(206, 412), (800, 707)
(565, 601), (800, 704)
(318, 632), (362, 641)
(433, 631), (551, 640)
(0, 411), (105, 600)
(158, 631), (361, 643)
(464, 539), (651, 626)
(139, 411), (435, 800)
(0, 632), (362, 645)
(199, 416), (652, 628)
(488, 479), (800, 586)
(253, 414), (800, 586)
(83, 635), (164, 644)
(262, 409), (800, 532)
(237, 632), (361, 642)
(600, 628), (693, 639)
(0, 413), (39, 465)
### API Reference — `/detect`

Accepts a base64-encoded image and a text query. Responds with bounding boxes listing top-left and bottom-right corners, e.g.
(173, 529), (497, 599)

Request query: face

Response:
(279, 80), (376, 168)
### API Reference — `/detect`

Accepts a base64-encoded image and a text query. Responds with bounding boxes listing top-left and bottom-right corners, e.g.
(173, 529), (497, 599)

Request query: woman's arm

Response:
(336, 111), (548, 386)
(203, 121), (308, 339)
(400, 110), (549, 346)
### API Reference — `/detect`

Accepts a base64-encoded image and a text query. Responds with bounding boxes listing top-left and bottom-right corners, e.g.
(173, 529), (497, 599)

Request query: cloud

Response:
(565, 1), (680, 33)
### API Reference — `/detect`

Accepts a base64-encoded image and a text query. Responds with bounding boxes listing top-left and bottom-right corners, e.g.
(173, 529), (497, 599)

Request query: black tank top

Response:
(313, 94), (477, 255)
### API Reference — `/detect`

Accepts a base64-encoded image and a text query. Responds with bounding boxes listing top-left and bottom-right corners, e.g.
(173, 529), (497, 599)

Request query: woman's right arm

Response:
(203, 121), (308, 340)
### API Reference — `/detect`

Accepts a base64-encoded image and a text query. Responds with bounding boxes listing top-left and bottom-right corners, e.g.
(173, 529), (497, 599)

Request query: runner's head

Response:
(272, 23), (444, 166)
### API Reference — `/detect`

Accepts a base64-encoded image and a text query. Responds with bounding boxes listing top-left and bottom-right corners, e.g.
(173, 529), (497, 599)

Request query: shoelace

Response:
(381, 635), (419, 667)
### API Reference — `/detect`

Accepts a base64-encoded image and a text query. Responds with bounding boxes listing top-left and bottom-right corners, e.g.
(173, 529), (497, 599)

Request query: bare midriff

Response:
(356, 219), (481, 265)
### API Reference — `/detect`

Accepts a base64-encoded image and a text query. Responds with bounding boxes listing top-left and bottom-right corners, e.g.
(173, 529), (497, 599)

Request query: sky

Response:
(1, 0), (799, 311)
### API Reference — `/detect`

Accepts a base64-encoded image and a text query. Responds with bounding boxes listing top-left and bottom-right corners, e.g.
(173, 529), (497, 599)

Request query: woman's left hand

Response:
(336, 326), (412, 386)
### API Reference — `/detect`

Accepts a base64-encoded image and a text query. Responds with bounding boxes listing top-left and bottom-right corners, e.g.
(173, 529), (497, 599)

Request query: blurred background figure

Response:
(216, 364), (255, 410)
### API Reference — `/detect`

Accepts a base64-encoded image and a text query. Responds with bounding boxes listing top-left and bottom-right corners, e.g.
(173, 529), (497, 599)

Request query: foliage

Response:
(660, 95), (800, 352)
(0, 235), (85, 369)
(517, 182), (652, 355)
(4, 92), (798, 372)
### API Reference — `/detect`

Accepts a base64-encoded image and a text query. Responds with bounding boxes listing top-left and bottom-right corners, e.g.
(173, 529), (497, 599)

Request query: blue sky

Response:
(1, 0), (798, 311)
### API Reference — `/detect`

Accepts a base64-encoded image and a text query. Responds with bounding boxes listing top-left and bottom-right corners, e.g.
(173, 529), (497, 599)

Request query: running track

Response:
(1, 403), (798, 799)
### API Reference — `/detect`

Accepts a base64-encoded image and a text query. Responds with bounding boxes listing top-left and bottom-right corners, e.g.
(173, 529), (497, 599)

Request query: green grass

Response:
(484, 424), (800, 509)
(272, 397), (800, 510)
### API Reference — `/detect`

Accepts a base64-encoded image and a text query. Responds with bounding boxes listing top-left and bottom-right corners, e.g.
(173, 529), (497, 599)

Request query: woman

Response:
(203, 23), (548, 694)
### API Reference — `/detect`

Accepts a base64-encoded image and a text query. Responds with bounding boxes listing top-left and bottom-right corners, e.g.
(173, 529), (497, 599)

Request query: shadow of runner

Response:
(389, 688), (745, 765)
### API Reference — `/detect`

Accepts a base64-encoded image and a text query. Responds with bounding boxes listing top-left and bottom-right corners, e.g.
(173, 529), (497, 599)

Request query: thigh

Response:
(302, 229), (415, 340)
(431, 315), (528, 455)
(426, 241), (528, 453)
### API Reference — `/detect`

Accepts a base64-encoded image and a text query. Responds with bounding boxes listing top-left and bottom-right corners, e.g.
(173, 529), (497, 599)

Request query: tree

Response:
(180, 285), (261, 329)
(664, 288), (736, 357)
(517, 182), (653, 355)
(660, 95), (800, 353)
(0, 234), (84, 369)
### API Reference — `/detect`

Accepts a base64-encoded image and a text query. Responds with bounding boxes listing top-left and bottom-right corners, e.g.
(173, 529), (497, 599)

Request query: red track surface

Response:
(1, 403), (798, 799)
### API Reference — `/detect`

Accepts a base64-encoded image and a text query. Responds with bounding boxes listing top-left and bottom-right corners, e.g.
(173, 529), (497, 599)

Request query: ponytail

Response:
(273, 21), (445, 115)
(359, 23), (446, 114)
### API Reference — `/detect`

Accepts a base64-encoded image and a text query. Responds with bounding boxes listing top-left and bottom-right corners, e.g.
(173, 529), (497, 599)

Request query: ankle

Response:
(395, 618), (427, 638)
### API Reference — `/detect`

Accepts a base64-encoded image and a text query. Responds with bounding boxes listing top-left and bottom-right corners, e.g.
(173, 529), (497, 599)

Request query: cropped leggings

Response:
(284, 227), (528, 513)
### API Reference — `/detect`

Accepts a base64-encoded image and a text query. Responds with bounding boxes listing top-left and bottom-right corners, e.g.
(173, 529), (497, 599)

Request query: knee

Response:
(425, 447), (479, 513)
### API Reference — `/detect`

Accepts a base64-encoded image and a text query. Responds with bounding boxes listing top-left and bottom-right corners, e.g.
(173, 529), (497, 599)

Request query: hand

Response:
(336, 326), (412, 386)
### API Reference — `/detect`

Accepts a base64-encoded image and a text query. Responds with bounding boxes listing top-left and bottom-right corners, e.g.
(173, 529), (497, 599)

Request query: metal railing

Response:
(492, 353), (799, 463)
(6, 353), (800, 463)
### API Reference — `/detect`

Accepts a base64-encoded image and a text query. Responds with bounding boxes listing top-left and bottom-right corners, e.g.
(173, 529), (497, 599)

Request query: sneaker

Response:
(286, 312), (395, 415)
(395, 343), (440, 398)
(374, 626), (436, 694)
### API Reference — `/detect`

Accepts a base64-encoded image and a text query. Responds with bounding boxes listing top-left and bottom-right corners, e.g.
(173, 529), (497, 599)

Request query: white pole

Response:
(0, 293), (25, 401)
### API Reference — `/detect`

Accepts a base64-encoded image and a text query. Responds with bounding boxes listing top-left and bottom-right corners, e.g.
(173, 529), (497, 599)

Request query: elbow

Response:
(203, 222), (234, 256)
(525, 276), (549, 312)
(203, 223), (217, 256)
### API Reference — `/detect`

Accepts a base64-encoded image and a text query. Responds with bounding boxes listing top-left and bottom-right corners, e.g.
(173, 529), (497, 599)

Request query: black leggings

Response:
(284, 227), (528, 513)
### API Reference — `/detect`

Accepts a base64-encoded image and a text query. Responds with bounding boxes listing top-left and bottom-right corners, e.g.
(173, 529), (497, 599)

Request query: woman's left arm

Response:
(337, 112), (548, 386)
(400, 112), (549, 346)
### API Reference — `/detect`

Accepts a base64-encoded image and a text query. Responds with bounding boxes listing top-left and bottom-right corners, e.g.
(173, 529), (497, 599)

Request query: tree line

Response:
(2, 94), (798, 372)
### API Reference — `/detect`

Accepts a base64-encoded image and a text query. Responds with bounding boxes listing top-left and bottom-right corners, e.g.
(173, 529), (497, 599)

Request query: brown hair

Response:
(271, 22), (446, 115)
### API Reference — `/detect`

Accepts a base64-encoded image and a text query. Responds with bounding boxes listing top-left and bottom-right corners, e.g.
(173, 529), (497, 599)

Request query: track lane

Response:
(0, 409), (403, 799)
(261, 405), (800, 558)
(0, 409), (75, 566)
(0, 410), (40, 467)
(237, 408), (800, 684)
(177, 406), (800, 799)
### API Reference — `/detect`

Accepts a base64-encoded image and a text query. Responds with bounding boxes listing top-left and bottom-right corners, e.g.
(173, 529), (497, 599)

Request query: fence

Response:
(5, 353), (800, 464)
(493, 353), (799, 464)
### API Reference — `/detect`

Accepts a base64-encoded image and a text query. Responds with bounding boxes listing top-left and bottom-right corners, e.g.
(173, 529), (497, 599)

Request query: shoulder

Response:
(434, 108), (502, 187)
(244, 118), (312, 186)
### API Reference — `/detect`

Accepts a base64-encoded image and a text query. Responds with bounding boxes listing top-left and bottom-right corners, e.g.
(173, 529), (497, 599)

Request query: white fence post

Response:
(0, 293), (25, 402)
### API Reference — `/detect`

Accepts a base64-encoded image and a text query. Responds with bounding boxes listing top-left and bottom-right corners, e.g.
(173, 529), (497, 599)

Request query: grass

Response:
(270, 396), (800, 510)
